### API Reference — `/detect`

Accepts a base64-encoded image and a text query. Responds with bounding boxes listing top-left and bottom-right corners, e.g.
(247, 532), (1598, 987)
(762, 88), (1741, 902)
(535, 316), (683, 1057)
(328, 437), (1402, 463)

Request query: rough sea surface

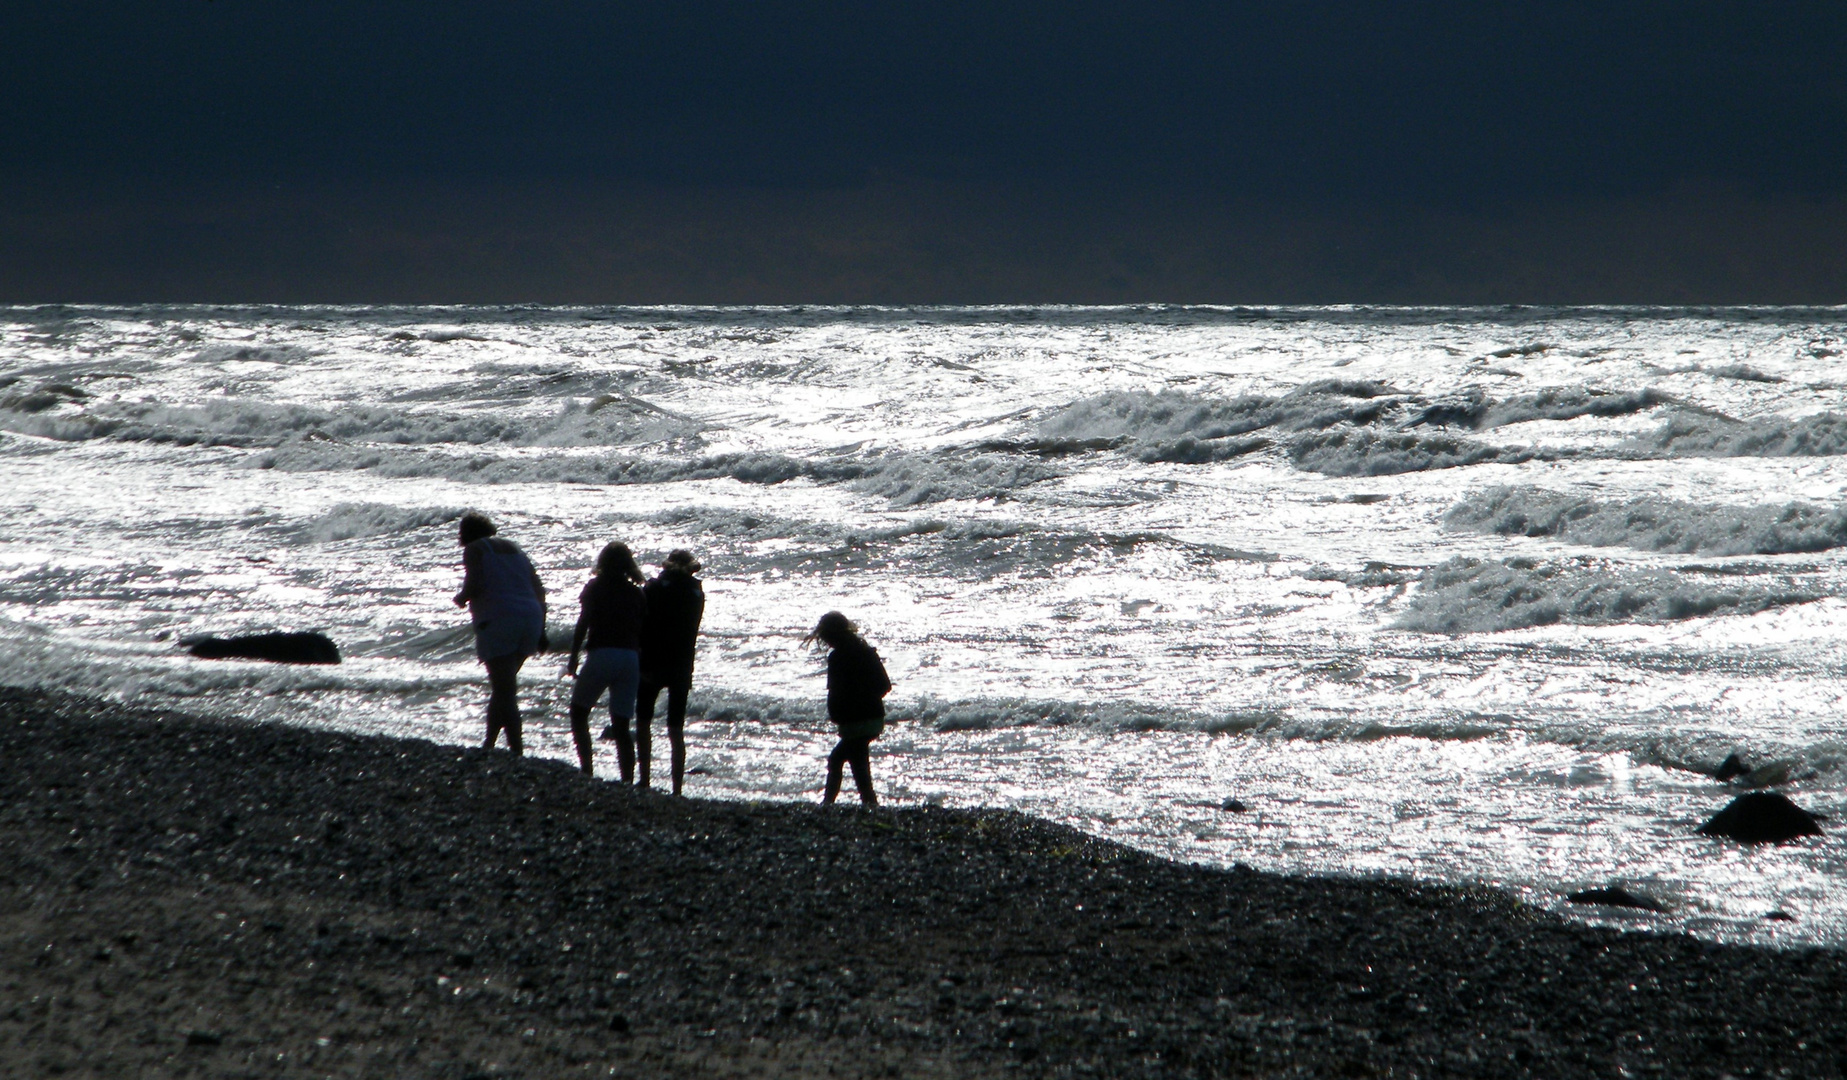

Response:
(4, 304), (1846, 945)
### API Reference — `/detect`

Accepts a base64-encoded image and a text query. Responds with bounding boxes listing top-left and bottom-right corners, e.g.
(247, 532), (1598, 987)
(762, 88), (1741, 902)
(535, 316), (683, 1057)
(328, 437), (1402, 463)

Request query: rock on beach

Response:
(4, 686), (1846, 1079)
(186, 630), (342, 665)
(1697, 792), (1825, 844)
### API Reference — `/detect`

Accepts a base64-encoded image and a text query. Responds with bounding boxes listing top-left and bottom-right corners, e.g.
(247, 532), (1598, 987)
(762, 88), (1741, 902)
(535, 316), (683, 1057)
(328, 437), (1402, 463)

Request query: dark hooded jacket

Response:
(639, 567), (705, 684)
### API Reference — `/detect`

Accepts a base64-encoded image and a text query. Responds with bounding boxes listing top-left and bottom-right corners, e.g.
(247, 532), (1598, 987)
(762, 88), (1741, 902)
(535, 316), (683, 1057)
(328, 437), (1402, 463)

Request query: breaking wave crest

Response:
(1445, 487), (1847, 556)
(1031, 383), (1657, 475)
(1036, 384), (1397, 464)
(240, 443), (1060, 506)
(1395, 557), (1822, 633)
(1409, 387), (1674, 429)
(0, 393), (705, 450)
(1643, 411), (1847, 458)
(1289, 430), (1535, 476)
(639, 506), (1271, 577)
(287, 503), (466, 545)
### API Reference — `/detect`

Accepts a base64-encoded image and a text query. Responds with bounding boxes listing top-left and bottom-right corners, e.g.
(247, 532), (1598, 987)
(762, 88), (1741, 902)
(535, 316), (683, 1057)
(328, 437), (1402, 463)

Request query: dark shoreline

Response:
(5, 687), (1844, 1078)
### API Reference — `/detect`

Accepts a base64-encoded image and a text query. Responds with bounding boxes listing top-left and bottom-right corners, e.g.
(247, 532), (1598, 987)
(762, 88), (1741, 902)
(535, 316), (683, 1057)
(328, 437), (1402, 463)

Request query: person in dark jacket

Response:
(805, 611), (892, 807)
(636, 549), (705, 795)
(452, 512), (547, 756)
(566, 541), (647, 779)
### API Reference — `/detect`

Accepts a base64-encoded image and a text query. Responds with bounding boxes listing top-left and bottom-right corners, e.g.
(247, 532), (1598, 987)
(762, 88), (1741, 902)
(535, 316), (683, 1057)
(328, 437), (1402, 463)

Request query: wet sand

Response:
(4, 686), (1844, 1078)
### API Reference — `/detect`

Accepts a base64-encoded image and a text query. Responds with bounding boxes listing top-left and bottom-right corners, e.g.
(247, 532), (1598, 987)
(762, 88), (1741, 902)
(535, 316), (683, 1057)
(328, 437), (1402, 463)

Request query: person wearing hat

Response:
(633, 549), (705, 794)
(805, 611), (891, 807)
(451, 511), (547, 755)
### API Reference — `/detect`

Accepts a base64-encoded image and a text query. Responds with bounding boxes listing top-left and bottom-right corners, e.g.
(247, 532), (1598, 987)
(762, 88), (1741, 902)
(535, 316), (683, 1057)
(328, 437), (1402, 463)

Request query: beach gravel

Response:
(4, 687), (1846, 1078)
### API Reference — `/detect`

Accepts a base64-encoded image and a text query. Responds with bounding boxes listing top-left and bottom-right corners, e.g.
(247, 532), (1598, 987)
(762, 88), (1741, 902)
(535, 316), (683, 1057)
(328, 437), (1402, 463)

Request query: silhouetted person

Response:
(806, 611), (892, 807)
(636, 549), (706, 795)
(452, 512), (546, 755)
(568, 541), (647, 780)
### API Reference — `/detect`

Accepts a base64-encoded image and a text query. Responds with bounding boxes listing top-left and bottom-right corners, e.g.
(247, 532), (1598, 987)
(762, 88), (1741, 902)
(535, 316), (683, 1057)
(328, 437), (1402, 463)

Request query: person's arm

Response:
(568, 613), (587, 676)
(529, 562), (546, 619)
(824, 649), (846, 722)
(452, 542), (481, 607)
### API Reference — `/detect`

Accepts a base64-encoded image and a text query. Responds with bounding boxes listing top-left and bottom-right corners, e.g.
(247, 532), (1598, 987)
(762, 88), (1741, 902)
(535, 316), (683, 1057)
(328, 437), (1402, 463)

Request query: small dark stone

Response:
(1714, 753), (1749, 783)
(1221, 798), (1248, 813)
(1697, 792), (1824, 844)
(1766, 910), (1797, 922)
(1567, 887), (1665, 912)
(609, 1013), (630, 1035)
(452, 952), (475, 969)
(185, 1030), (222, 1047)
(187, 632), (341, 666)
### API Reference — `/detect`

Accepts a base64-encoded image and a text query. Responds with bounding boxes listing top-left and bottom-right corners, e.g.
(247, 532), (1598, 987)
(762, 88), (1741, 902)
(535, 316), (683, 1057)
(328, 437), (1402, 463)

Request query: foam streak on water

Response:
(4, 304), (1847, 944)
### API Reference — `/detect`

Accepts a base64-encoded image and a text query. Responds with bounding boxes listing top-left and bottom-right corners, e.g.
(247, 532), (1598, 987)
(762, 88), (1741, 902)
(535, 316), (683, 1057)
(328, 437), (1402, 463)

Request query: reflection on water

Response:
(3, 304), (1846, 945)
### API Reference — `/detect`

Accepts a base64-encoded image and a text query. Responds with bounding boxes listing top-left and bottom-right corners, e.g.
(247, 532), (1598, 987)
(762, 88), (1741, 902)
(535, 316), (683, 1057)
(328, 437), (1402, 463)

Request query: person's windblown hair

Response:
(595, 541), (646, 584)
(804, 610), (859, 648)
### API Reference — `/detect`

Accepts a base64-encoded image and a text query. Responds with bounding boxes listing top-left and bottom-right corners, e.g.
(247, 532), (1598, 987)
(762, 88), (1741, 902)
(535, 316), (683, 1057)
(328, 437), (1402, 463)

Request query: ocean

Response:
(3, 303), (1845, 945)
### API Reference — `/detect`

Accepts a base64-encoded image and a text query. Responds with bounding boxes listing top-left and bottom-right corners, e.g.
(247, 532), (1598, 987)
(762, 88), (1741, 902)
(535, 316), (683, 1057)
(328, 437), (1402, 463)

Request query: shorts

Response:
(572, 647), (641, 718)
(474, 614), (544, 663)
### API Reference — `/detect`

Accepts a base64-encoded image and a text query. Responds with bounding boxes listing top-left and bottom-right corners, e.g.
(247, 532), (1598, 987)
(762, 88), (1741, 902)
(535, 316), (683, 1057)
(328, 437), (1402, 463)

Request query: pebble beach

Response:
(5, 687), (1845, 1079)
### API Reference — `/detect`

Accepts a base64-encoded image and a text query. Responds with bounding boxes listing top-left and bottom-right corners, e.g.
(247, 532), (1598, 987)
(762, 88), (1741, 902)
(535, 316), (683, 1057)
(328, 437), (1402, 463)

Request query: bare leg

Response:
(823, 739), (852, 805)
(666, 683), (690, 796)
(846, 739), (877, 807)
(484, 655), (526, 755)
(568, 704), (595, 776)
(667, 715), (687, 796)
(606, 702), (635, 784)
(635, 681), (660, 789)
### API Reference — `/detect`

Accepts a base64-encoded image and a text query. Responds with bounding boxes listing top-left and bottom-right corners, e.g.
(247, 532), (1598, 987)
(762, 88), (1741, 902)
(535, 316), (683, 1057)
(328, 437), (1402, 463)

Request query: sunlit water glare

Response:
(4, 304), (1846, 945)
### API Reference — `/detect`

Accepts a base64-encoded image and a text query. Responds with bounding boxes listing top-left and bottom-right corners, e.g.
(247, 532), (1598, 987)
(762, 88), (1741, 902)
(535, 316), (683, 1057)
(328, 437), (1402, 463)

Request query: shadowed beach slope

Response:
(4, 687), (1844, 1078)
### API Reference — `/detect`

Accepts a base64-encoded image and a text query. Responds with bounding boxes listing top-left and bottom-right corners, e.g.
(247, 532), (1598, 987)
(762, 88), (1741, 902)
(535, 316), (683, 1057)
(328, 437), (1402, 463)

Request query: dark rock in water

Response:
(187, 632), (341, 665)
(1221, 797), (1248, 813)
(1766, 910), (1797, 922)
(1567, 887), (1665, 912)
(1714, 753), (1750, 783)
(1697, 792), (1823, 843)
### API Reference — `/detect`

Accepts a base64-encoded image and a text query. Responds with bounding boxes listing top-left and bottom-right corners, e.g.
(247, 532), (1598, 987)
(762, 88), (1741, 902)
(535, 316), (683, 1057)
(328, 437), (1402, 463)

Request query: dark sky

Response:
(5, 1), (1846, 302)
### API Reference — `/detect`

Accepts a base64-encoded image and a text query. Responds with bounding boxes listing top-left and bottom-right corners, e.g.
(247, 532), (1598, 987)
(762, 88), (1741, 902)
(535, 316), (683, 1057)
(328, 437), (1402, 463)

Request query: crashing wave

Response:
(1395, 556), (1821, 633)
(1289, 429), (1535, 476)
(286, 502), (466, 544)
(639, 506), (1268, 577)
(1642, 411), (1847, 458)
(1409, 387), (1673, 430)
(1703, 363), (1786, 384)
(0, 394), (705, 449)
(1035, 385), (1401, 464)
(1031, 383), (1663, 475)
(1444, 486), (1847, 556)
(237, 442), (1061, 506)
